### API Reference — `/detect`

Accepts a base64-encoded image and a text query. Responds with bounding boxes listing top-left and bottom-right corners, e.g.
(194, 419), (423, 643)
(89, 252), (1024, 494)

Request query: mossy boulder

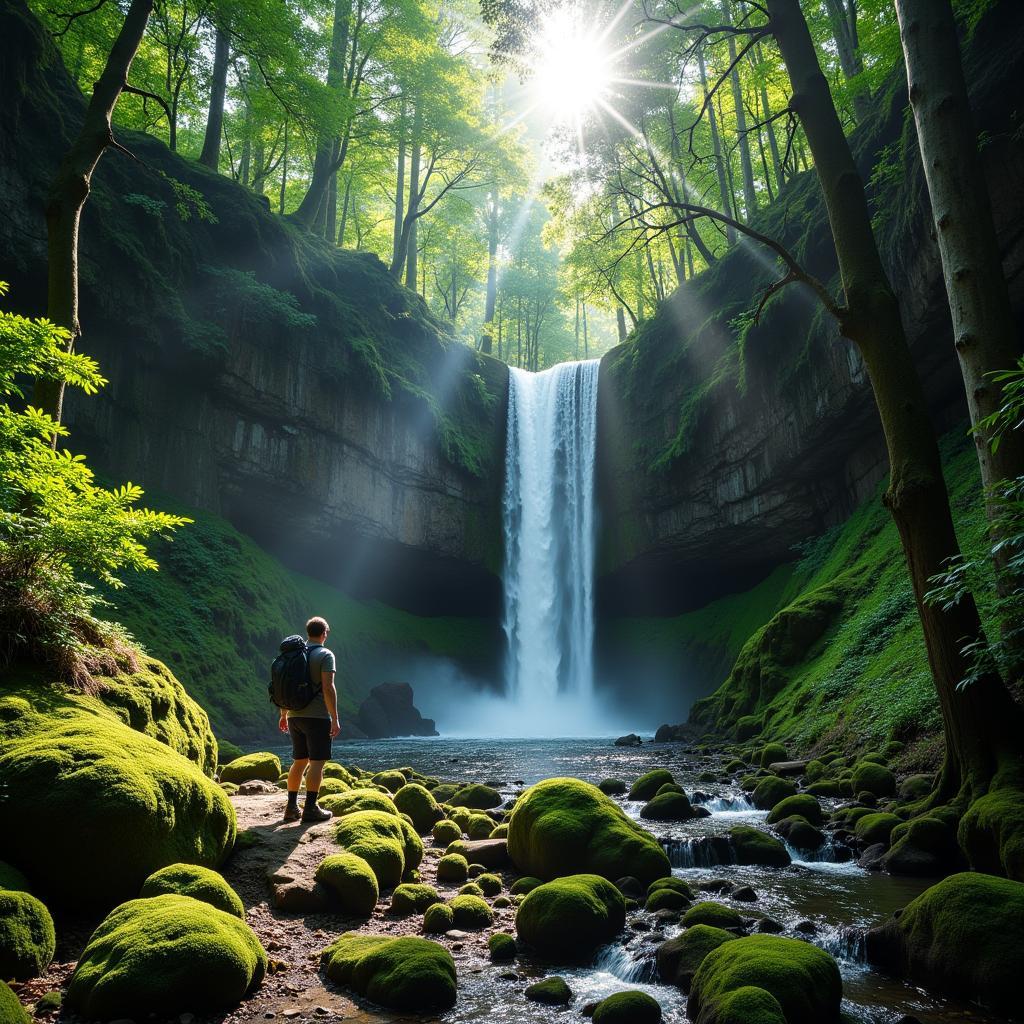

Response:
(510, 876), (543, 895)
(851, 762), (896, 797)
(959, 788), (1024, 881)
(646, 887), (691, 912)
(854, 812), (902, 848)
(648, 876), (695, 900)
(320, 788), (399, 818)
(759, 743), (788, 769)
(682, 901), (743, 930)
(488, 932), (516, 961)
(507, 778), (670, 885)
(475, 873), (502, 897)
(805, 780), (841, 797)
(490, 823), (508, 838)
(333, 810), (408, 888)
(0, 694), (235, 912)
(437, 854), (470, 884)
(431, 819), (462, 847)
(0, 891), (55, 980)
(321, 932), (456, 1012)
(751, 776), (798, 810)
(599, 778), (627, 795)
(899, 773), (935, 801)
(628, 769), (674, 801)
(640, 791), (696, 821)
(592, 990), (662, 1023)
(689, 935), (842, 1024)
(866, 872), (1024, 1013)
(524, 976), (573, 1004)
(371, 770), (407, 794)
(656, 924), (735, 991)
(0, 982), (30, 1024)
(397, 818), (424, 871)
(315, 854), (379, 917)
(882, 814), (962, 876)
(450, 784), (502, 809)
(458, 882), (484, 898)
(322, 762), (354, 782)
(774, 816), (823, 852)
(449, 894), (492, 928)
(515, 874), (625, 961)
(423, 902), (454, 933)
(429, 782), (460, 803)
(140, 863), (243, 919)
(766, 794), (822, 827)
(317, 778), (350, 797)
(711, 986), (786, 1024)
(730, 826), (790, 867)
(67, 894), (266, 1018)
(219, 752), (281, 784)
(394, 784), (442, 832)
(466, 813), (495, 839)
(0, 862), (30, 893)
(389, 883), (440, 915)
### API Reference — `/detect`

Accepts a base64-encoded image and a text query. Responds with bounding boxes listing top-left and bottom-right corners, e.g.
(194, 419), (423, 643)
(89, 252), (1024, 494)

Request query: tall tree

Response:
(198, 21), (229, 169)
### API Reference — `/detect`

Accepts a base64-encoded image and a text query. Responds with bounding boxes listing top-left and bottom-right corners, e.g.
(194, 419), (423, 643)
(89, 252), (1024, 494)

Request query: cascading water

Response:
(500, 360), (600, 730)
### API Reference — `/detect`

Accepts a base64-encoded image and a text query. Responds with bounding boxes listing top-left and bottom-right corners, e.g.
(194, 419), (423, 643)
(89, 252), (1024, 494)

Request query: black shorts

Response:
(288, 717), (332, 761)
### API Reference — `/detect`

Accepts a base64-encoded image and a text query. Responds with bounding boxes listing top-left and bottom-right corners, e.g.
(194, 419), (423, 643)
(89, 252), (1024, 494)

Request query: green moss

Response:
(431, 819), (462, 846)
(628, 769), (675, 801)
(393, 784), (441, 832)
(510, 876), (542, 895)
(682, 902), (743, 930)
(712, 986), (787, 1024)
(219, 752), (281, 784)
(515, 874), (625, 961)
(959, 788), (1024, 881)
(317, 778), (349, 796)
(315, 853), (379, 917)
(398, 817), (424, 871)
(656, 924), (736, 992)
(475, 873), (502, 897)
(450, 784), (502, 809)
(0, 862), (31, 893)
(430, 783), (460, 803)
(448, 893), (492, 928)
(0, 891), (55, 980)
(321, 932), (456, 1012)
(458, 882), (484, 897)
(806, 780), (841, 797)
(640, 791), (695, 821)
(645, 888), (690, 912)
(854, 812), (902, 847)
(0, 689), (235, 912)
(67, 894), (266, 1017)
(729, 826), (790, 867)
(437, 854), (470, 884)
(34, 991), (61, 1014)
(333, 811), (407, 889)
(524, 976), (572, 1004)
(599, 778), (627, 795)
(759, 743), (788, 768)
(866, 872), (1024, 1013)
(488, 932), (516, 961)
(372, 770), (407, 794)
(851, 762), (896, 797)
(766, 794), (822, 827)
(648, 877), (695, 900)
(592, 990), (662, 1023)
(467, 813), (496, 839)
(751, 776), (797, 810)
(423, 903), (454, 933)
(0, 982), (30, 1024)
(689, 935), (842, 1024)
(776, 816), (824, 852)
(388, 882), (439, 915)
(140, 864), (243, 919)
(507, 778), (670, 885)
(319, 788), (398, 818)
(490, 823), (508, 838)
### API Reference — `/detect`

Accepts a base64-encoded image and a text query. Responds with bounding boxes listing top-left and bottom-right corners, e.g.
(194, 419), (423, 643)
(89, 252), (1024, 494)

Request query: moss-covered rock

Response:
(389, 883), (440, 915)
(899, 773), (934, 801)
(959, 788), (1024, 882)
(599, 778), (627, 795)
(805, 780), (841, 797)
(0, 981), (30, 1024)
(0, 862), (31, 893)
(515, 875), (625, 961)
(475, 872), (502, 897)
(398, 817), (424, 872)
(140, 863), (243, 919)
(320, 788), (399, 818)
(882, 814), (961, 876)
(0, 891), (55, 980)
(689, 935), (842, 1024)
(851, 762), (896, 797)
(656, 924), (735, 991)
(759, 743), (788, 769)
(458, 882), (484, 898)
(640, 791), (696, 821)
(437, 853), (470, 884)
(766, 794), (822, 827)
(448, 893), (492, 928)
(67, 894), (266, 1017)
(322, 762), (354, 782)
(394, 784), (442, 832)
(510, 876), (542, 895)
(730, 826), (790, 867)
(219, 752), (281, 784)
(490, 823), (509, 838)
(645, 887), (691, 912)
(854, 812), (902, 847)
(712, 985), (787, 1024)
(628, 769), (674, 801)
(488, 932), (516, 961)
(0, 694), (235, 912)
(431, 819), (462, 847)
(466, 813), (496, 839)
(592, 990), (662, 1023)
(751, 776), (798, 810)
(321, 932), (456, 1012)
(315, 853), (379, 917)
(333, 810), (407, 888)
(371, 770), (407, 794)
(524, 976), (572, 1004)
(429, 782), (460, 803)
(451, 784), (502, 809)
(423, 902), (454, 933)
(507, 778), (670, 885)
(774, 815), (824, 852)
(682, 901), (743, 930)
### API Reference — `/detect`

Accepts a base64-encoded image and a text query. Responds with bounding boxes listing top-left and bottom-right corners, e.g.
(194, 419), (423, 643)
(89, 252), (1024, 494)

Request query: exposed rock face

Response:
(356, 683), (438, 738)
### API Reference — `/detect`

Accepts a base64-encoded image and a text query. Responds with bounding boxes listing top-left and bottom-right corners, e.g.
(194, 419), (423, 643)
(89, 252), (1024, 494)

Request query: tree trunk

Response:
(756, 42), (785, 186)
(582, 301), (589, 357)
(392, 97), (406, 265)
(35, 0), (154, 426)
(769, 0), (1024, 802)
(325, 162), (338, 241)
(338, 170), (352, 246)
(699, 46), (736, 244)
(823, 0), (870, 123)
(725, 6), (757, 217)
(615, 305), (627, 342)
(895, 0), (1024, 553)
(482, 190), (498, 349)
(198, 22), (229, 170)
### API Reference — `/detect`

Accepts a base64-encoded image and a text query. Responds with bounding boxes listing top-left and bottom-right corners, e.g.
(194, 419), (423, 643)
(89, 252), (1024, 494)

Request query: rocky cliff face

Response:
(596, 4), (1024, 615)
(0, 1), (507, 617)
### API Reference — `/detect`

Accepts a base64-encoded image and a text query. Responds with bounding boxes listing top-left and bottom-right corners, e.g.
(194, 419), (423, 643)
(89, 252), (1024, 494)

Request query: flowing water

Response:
(271, 737), (1012, 1024)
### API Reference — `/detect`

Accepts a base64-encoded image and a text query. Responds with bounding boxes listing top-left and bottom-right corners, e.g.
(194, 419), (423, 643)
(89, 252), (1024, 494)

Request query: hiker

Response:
(275, 616), (341, 823)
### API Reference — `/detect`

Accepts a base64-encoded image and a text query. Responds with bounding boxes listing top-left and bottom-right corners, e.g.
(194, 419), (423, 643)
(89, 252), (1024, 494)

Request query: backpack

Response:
(269, 635), (322, 710)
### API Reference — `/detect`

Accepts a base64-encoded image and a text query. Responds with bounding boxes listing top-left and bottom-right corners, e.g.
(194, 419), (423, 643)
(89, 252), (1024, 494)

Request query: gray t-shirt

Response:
(286, 644), (336, 720)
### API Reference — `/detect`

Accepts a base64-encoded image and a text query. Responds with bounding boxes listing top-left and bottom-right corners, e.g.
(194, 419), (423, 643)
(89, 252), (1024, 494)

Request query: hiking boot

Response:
(283, 804), (301, 823)
(301, 804), (333, 823)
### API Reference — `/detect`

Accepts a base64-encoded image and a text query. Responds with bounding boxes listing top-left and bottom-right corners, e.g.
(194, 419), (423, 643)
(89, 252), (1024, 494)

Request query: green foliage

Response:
(140, 863), (244, 919)
(66, 894), (267, 1018)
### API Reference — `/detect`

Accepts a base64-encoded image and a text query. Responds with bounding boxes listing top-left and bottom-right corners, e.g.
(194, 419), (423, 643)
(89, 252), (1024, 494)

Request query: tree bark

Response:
(35, 0), (154, 426)
(482, 190), (498, 351)
(404, 129), (421, 289)
(699, 46), (736, 244)
(392, 97), (406, 265)
(725, 4), (757, 217)
(895, 0), (1024, 543)
(198, 22), (229, 170)
(769, 0), (1023, 801)
(823, 0), (870, 122)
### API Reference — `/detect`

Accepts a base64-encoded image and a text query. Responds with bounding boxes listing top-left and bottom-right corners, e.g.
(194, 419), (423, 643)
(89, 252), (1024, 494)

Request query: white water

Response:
(499, 361), (601, 732)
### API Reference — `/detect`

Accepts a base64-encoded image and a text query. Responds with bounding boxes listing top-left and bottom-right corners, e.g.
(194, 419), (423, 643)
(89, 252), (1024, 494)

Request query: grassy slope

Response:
(102, 494), (496, 745)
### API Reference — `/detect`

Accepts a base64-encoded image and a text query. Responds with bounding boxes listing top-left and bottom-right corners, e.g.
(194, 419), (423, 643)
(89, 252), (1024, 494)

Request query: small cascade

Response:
(664, 836), (737, 869)
(783, 836), (855, 865)
(593, 943), (659, 983)
(818, 924), (868, 964)
(698, 793), (757, 814)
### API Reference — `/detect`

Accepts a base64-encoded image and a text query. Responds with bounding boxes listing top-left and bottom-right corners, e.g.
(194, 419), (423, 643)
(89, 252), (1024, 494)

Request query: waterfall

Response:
(502, 361), (600, 715)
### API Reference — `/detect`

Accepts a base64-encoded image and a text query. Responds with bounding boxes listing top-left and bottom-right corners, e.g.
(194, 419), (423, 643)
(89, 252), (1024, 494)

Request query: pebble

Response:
(283, 1009), (303, 1018)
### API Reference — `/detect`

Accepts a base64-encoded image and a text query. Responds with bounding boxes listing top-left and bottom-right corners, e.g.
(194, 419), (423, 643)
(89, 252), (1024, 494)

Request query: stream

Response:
(269, 736), (1011, 1024)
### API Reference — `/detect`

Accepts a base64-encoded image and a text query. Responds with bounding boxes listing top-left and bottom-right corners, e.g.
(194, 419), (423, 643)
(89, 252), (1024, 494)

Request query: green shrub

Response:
(515, 874), (625, 960)
(0, 890), (55, 980)
(140, 863), (244, 918)
(66, 894), (266, 1017)
(315, 854), (379, 917)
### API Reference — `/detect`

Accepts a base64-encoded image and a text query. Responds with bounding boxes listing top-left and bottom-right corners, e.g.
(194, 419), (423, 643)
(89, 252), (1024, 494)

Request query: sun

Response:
(530, 9), (613, 124)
